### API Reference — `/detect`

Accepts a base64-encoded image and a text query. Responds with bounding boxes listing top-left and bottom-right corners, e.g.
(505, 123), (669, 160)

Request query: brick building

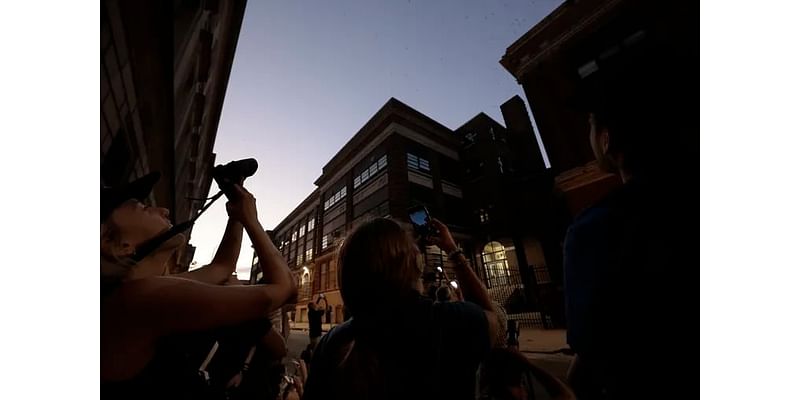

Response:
(101, 0), (247, 271)
(500, 0), (695, 215)
(255, 97), (569, 328)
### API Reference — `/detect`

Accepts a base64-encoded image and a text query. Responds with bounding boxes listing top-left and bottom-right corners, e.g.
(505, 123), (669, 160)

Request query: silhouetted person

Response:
(435, 285), (452, 303)
(307, 301), (325, 348)
(563, 47), (694, 399)
(303, 218), (501, 400)
(100, 175), (297, 399)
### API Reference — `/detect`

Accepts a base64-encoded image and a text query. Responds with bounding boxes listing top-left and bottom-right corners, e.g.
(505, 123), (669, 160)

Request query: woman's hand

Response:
(225, 185), (258, 227)
(427, 218), (458, 253)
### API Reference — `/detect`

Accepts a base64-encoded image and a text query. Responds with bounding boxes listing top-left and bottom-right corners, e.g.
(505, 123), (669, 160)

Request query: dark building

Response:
(256, 97), (568, 328)
(101, 0), (247, 272)
(455, 97), (569, 328)
(500, 0), (695, 216)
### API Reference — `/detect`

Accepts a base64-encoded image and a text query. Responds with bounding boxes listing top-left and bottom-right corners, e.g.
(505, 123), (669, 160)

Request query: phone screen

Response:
(409, 209), (429, 228)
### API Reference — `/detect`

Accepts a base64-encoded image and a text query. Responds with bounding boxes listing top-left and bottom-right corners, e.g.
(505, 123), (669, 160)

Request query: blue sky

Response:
(188, 0), (563, 277)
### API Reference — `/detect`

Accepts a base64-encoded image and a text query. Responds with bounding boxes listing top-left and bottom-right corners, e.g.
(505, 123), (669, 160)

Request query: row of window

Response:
(406, 153), (430, 172)
(353, 154), (387, 189)
(324, 186), (347, 211)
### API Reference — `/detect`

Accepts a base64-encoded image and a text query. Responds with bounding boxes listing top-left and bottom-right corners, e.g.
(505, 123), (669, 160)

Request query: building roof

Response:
(500, 0), (627, 80)
(315, 97), (456, 186)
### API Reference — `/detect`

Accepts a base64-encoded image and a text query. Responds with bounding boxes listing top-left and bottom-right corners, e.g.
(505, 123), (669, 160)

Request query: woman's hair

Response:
(100, 220), (137, 293)
(337, 218), (421, 318)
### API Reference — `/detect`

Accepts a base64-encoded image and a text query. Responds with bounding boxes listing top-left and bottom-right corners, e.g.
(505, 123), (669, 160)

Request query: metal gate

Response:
(480, 242), (550, 329)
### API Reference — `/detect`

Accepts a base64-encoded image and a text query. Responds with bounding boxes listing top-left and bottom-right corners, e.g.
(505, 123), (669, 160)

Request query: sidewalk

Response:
(517, 328), (573, 382)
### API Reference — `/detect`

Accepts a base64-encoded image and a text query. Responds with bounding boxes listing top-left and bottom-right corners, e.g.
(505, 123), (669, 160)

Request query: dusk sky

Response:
(189, 0), (562, 278)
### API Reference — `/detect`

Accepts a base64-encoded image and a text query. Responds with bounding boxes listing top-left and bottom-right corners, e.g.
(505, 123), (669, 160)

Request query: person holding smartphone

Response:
(303, 217), (501, 400)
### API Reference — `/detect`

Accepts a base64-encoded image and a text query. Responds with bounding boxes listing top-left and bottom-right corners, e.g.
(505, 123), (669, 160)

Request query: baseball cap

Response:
(101, 172), (160, 223)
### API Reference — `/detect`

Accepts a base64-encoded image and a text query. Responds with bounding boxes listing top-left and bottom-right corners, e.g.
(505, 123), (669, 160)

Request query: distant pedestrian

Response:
(307, 301), (325, 348)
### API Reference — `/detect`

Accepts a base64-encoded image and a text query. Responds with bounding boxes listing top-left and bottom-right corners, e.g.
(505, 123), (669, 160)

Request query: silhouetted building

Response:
(101, 0), (247, 272)
(500, 0), (694, 215)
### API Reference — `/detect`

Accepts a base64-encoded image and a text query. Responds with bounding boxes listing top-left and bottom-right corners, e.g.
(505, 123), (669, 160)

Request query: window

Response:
(481, 241), (510, 287)
(465, 132), (477, 144)
(407, 153), (418, 169)
(353, 154), (387, 189)
(291, 232), (297, 242)
(324, 186), (348, 211)
(478, 209), (490, 224)
(328, 263), (336, 289)
(296, 254), (303, 266)
(419, 158), (430, 171)
(307, 218), (315, 231)
(406, 152), (430, 172)
(321, 263), (328, 291)
(299, 225), (306, 237)
(306, 247), (313, 261)
(322, 234), (329, 249)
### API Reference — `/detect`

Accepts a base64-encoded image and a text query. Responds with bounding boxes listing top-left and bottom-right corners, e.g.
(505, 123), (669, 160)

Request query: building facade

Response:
(255, 97), (569, 328)
(101, 0), (247, 272)
(500, 0), (695, 216)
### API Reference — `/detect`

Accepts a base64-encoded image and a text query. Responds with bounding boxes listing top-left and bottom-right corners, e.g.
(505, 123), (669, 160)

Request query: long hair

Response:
(337, 218), (421, 320)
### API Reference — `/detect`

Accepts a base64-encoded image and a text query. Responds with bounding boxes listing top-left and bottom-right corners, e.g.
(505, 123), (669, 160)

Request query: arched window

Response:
(482, 241), (510, 287)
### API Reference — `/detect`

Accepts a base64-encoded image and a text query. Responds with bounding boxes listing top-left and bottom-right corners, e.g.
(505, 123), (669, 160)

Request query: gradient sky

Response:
(188, 0), (563, 278)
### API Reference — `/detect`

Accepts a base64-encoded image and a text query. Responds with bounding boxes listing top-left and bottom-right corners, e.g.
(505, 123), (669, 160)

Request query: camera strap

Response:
(132, 190), (225, 262)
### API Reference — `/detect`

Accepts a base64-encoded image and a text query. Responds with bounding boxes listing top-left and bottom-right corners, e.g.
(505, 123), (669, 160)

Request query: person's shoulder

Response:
(435, 301), (488, 325)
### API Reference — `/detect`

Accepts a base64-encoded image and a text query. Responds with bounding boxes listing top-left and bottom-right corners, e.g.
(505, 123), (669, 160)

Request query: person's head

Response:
(435, 286), (452, 303)
(308, 302), (316, 311)
(100, 172), (181, 264)
(338, 218), (422, 318)
(577, 40), (690, 182)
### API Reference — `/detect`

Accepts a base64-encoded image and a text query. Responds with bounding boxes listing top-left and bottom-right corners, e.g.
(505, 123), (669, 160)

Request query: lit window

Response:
(299, 226), (306, 237)
(307, 218), (315, 231)
(407, 153), (418, 169)
(378, 155), (387, 169)
(297, 254), (303, 265)
(306, 248), (313, 260)
(478, 209), (490, 224)
(322, 235), (329, 249)
(369, 163), (378, 175)
(419, 158), (430, 171)
(354, 175), (361, 188)
(291, 232), (297, 242)
(361, 170), (369, 182)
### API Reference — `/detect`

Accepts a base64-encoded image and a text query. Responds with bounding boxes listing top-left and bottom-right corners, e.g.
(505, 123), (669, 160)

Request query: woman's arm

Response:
(428, 218), (499, 342)
(120, 276), (294, 336)
(228, 184), (297, 308)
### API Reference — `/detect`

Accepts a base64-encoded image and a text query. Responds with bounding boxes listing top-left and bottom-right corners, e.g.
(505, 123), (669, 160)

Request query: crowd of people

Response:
(100, 42), (693, 400)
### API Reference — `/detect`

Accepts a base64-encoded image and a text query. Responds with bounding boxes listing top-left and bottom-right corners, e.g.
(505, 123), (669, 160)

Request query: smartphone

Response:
(408, 205), (431, 233)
